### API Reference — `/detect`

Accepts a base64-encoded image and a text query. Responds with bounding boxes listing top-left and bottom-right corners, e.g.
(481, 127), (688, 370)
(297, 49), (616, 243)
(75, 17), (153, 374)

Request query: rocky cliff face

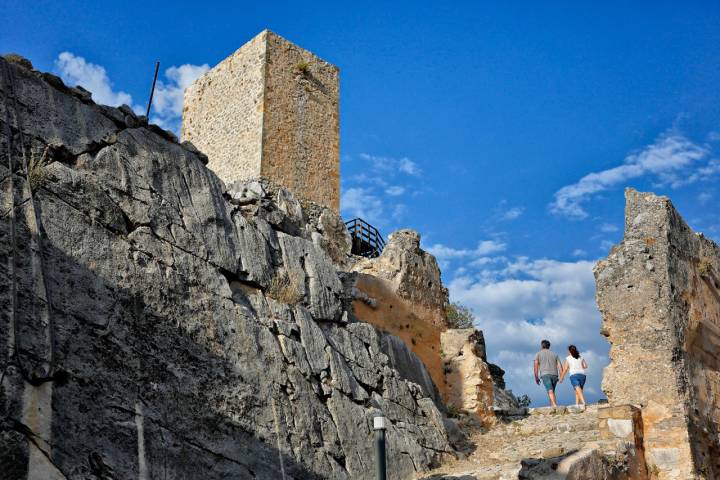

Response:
(0, 56), (453, 479)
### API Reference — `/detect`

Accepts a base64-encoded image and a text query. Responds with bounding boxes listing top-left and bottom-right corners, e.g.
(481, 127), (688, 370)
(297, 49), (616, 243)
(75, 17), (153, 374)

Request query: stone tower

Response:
(181, 30), (340, 211)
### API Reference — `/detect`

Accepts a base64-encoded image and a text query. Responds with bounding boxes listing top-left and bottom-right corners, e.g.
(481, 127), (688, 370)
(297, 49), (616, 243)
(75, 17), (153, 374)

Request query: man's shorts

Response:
(570, 374), (587, 389)
(541, 374), (558, 391)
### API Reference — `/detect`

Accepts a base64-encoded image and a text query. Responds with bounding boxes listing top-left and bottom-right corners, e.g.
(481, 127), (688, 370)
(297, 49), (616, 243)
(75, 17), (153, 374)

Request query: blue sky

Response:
(5, 1), (720, 406)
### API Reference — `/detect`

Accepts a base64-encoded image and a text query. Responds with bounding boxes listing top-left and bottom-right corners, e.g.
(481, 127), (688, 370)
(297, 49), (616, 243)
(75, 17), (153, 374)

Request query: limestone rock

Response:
(0, 56), (452, 480)
(352, 229), (450, 328)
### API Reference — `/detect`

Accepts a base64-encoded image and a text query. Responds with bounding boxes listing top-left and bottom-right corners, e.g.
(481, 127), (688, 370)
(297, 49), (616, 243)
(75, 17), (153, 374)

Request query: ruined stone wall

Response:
(182, 30), (340, 211)
(595, 189), (720, 479)
(181, 32), (265, 181)
(261, 31), (340, 211)
(352, 229), (450, 329)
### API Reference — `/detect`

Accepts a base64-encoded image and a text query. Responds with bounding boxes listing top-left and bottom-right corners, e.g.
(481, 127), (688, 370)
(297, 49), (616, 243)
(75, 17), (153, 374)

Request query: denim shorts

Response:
(541, 374), (558, 391)
(570, 374), (586, 389)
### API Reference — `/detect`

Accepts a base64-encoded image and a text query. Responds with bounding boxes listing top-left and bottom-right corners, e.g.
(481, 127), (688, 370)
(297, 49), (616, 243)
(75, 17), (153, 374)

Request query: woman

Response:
(559, 345), (588, 406)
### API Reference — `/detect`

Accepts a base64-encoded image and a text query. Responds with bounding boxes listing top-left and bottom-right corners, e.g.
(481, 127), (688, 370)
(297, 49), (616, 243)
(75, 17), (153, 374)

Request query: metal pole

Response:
(145, 61), (160, 118)
(374, 416), (387, 480)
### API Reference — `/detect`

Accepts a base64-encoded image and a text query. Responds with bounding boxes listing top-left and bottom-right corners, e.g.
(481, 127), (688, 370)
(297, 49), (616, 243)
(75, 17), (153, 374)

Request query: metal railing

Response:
(345, 218), (385, 258)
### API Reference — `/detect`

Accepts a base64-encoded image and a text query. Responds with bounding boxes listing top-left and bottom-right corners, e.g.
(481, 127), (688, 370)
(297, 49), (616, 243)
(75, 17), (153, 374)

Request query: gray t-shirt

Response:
(535, 349), (560, 377)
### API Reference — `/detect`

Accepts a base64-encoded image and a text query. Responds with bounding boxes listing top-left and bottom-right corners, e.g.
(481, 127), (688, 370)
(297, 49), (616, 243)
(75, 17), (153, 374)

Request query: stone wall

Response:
(0, 55), (451, 480)
(595, 189), (720, 479)
(182, 30), (340, 211)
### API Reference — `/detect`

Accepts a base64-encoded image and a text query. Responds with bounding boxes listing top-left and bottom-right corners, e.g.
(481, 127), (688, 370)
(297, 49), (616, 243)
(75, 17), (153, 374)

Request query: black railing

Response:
(345, 218), (385, 258)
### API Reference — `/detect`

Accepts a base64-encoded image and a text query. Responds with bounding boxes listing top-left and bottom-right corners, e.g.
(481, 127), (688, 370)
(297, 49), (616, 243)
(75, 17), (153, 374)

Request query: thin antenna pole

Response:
(145, 61), (160, 118)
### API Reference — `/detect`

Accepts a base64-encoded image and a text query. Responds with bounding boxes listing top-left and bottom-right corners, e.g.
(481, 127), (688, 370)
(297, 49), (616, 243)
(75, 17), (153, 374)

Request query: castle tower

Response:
(181, 30), (340, 211)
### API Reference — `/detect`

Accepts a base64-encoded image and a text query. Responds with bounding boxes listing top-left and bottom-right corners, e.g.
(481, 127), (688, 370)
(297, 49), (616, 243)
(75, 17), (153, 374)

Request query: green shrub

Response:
(446, 302), (475, 329)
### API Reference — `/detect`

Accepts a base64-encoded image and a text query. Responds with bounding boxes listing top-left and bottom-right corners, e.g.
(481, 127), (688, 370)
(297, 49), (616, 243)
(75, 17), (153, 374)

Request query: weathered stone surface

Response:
(0, 56), (452, 479)
(595, 188), (720, 480)
(420, 405), (624, 479)
(182, 30), (340, 211)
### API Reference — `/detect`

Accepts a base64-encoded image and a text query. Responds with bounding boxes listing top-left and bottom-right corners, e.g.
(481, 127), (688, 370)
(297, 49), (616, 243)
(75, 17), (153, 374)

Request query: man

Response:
(533, 339), (563, 407)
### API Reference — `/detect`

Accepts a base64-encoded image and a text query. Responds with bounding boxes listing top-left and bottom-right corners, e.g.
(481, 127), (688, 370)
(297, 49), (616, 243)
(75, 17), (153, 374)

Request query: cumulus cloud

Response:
(551, 133), (712, 219)
(55, 52), (135, 108)
(448, 257), (607, 406)
(698, 192), (713, 205)
(341, 153), (424, 226)
(150, 63), (209, 130)
(385, 185), (405, 196)
(600, 223), (619, 233)
(54, 52), (208, 134)
(501, 206), (524, 221)
(340, 187), (383, 224)
(427, 240), (507, 260)
(358, 153), (422, 177)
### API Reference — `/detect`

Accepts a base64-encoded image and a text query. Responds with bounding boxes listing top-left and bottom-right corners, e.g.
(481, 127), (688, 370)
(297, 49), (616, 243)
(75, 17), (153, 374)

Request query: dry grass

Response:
(295, 61), (311, 74)
(267, 269), (304, 304)
(28, 147), (50, 190)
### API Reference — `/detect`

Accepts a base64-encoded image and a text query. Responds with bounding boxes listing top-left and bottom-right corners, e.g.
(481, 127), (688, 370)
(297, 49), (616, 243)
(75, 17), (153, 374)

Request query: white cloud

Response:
(572, 249), (587, 257)
(427, 240), (507, 260)
(342, 153), (423, 226)
(551, 133), (712, 219)
(385, 185), (405, 196)
(391, 204), (407, 220)
(54, 52), (208, 134)
(698, 192), (712, 205)
(600, 239), (615, 252)
(448, 257), (607, 406)
(151, 63), (209, 127)
(398, 157), (422, 176)
(359, 153), (422, 177)
(600, 223), (619, 233)
(501, 206), (524, 221)
(55, 52), (135, 108)
(340, 187), (383, 224)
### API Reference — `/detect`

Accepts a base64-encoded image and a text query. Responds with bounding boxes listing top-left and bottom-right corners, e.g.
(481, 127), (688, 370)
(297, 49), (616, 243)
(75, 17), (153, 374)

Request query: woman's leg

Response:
(575, 386), (586, 405)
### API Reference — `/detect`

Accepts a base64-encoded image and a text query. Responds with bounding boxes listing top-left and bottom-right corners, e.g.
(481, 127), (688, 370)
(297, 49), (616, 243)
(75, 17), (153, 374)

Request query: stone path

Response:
(419, 405), (603, 479)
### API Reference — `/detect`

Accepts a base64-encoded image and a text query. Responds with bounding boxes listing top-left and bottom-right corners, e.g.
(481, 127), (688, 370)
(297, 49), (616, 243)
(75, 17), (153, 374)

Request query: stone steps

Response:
(419, 404), (603, 479)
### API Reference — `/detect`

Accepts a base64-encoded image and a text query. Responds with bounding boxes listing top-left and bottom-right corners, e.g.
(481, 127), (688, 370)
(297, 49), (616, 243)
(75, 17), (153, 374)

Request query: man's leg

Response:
(547, 389), (558, 407)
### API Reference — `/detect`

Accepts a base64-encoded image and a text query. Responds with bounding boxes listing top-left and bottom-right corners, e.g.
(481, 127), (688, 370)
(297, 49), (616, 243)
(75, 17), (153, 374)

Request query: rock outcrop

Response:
(352, 229), (450, 328)
(0, 56), (453, 479)
(595, 188), (720, 480)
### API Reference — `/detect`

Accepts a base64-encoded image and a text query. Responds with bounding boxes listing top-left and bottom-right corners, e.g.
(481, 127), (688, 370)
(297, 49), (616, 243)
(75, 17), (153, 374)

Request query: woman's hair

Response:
(568, 345), (580, 359)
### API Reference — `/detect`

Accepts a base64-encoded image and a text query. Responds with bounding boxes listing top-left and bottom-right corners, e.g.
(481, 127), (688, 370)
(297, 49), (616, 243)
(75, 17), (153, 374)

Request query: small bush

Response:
(517, 394), (532, 408)
(267, 269), (304, 304)
(446, 302), (475, 329)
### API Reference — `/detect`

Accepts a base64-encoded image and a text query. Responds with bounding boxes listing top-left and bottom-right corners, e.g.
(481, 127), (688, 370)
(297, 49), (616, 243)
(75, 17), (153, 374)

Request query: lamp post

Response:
(374, 416), (387, 480)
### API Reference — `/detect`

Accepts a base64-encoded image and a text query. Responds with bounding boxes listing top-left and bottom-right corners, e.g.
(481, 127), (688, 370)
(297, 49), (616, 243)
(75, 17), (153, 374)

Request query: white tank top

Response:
(566, 355), (586, 375)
